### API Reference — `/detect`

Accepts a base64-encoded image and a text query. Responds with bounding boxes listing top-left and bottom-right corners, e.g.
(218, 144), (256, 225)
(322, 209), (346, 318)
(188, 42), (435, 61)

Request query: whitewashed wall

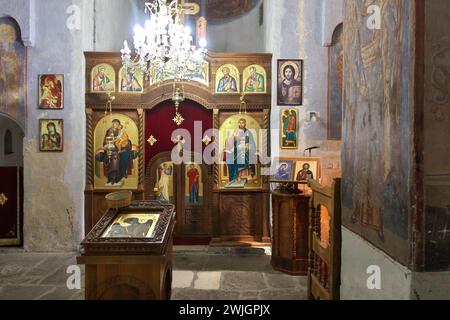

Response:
(265, 0), (343, 186)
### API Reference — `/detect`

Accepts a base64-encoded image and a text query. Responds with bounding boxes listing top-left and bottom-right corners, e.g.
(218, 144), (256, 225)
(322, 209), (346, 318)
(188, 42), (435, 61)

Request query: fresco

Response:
(342, 0), (413, 265)
(0, 18), (25, 128)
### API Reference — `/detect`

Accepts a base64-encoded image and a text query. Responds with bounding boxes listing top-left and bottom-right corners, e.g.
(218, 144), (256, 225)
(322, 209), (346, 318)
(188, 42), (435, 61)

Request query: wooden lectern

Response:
(270, 180), (310, 275)
(77, 200), (175, 300)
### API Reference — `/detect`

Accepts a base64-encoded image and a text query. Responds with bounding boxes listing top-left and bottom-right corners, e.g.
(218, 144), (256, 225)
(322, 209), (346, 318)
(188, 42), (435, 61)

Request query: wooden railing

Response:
(307, 178), (341, 300)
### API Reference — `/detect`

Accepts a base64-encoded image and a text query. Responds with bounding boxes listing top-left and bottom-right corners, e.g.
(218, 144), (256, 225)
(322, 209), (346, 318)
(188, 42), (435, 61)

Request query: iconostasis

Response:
(84, 52), (272, 244)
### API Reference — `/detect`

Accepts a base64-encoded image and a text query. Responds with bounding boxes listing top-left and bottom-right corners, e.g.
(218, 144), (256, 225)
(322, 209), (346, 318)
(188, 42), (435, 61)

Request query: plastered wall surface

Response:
(266, 0), (343, 186)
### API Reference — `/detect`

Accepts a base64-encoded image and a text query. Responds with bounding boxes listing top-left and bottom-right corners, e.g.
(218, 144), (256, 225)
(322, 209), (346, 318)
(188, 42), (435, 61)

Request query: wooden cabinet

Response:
(271, 190), (310, 275)
(77, 200), (175, 300)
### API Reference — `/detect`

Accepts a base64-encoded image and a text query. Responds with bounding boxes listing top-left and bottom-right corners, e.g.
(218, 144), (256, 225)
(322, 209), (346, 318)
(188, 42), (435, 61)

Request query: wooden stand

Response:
(77, 200), (175, 300)
(271, 181), (310, 275)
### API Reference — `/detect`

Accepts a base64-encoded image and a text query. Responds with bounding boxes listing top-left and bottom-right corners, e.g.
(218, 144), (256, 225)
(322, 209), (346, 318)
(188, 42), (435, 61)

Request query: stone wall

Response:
(340, 0), (450, 299)
(0, 116), (24, 167)
(265, 0), (343, 186)
(207, 1), (265, 53)
(0, 0), (344, 252)
(423, 0), (450, 272)
(0, 0), (95, 251)
(86, 0), (266, 54)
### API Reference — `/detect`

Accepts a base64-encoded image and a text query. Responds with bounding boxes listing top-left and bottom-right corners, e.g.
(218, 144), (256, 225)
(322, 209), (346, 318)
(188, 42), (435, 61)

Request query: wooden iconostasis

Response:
(84, 52), (272, 245)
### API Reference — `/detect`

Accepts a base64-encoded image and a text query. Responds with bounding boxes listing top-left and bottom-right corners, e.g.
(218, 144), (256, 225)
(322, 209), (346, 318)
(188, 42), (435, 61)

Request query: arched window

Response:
(327, 23), (343, 140)
(4, 129), (13, 154)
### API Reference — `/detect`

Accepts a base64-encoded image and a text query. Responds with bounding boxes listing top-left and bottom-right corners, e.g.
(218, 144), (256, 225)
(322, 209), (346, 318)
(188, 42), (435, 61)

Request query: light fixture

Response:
(239, 93), (248, 114)
(121, 0), (207, 83)
(121, 0), (207, 125)
(172, 81), (185, 125)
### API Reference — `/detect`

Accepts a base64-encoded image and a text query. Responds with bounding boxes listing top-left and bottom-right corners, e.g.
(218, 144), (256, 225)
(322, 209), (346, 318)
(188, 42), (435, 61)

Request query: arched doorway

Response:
(0, 114), (24, 246)
(144, 99), (213, 244)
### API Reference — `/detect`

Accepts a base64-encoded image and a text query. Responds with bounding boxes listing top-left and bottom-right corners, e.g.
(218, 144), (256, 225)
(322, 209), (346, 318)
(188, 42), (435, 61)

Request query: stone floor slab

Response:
(38, 286), (81, 300)
(264, 272), (304, 289)
(25, 253), (76, 278)
(174, 254), (207, 271)
(0, 285), (53, 300)
(173, 271), (195, 289)
(194, 272), (221, 290)
(240, 291), (261, 300)
(172, 288), (213, 300)
(210, 290), (241, 300)
(221, 272), (267, 291)
(258, 288), (307, 300)
(0, 250), (308, 300)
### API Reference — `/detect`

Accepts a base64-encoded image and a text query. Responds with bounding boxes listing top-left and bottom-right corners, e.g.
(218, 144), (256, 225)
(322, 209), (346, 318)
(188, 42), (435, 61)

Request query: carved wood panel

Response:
(145, 152), (213, 238)
(219, 193), (259, 236)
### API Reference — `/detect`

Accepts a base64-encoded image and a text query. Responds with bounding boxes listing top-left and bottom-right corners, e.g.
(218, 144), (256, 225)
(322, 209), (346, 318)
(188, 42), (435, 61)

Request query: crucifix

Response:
(178, 0), (207, 47)
(178, 0), (200, 24)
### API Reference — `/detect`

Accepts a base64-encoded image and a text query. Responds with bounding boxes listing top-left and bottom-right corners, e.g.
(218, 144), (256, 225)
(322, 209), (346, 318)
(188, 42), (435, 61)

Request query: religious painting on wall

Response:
(93, 114), (139, 189)
(188, 61), (209, 87)
(219, 114), (262, 189)
(328, 24), (343, 140)
(272, 158), (295, 181)
(277, 59), (303, 105)
(39, 119), (64, 152)
(0, 18), (26, 129)
(154, 161), (174, 203)
(119, 66), (143, 93)
(215, 64), (240, 94)
(280, 108), (298, 149)
(185, 163), (203, 205)
(342, 0), (411, 263)
(294, 157), (320, 182)
(38, 75), (63, 109)
(243, 64), (267, 94)
(101, 213), (160, 238)
(91, 63), (116, 93)
(148, 61), (209, 87)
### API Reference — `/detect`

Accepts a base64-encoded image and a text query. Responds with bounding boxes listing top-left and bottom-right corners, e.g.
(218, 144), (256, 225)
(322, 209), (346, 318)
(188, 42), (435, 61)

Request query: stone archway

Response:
(0, 113), (24, 246)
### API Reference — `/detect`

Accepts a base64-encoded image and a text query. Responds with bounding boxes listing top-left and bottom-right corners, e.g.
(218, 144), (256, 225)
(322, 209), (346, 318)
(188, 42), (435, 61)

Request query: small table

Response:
(270, 180), (310, 275)
(77, 200), (175, 300)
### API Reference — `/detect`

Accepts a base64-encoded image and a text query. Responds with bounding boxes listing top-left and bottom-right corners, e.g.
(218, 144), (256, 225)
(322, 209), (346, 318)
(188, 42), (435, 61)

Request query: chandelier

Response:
(121, 0), (207, 84)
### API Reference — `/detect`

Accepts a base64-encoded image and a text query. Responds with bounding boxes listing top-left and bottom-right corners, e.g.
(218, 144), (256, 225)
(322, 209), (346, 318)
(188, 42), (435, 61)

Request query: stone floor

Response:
(0, 246), (307, 300)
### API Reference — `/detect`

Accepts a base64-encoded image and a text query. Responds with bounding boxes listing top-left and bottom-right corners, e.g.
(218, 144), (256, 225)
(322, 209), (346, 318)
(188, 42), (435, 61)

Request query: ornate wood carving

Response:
(212, 108), (220, 191)
(85, 108), (94, 190)
(78, 199), (174, 300)
(97, 275), (156, 300)
(84, 52), (272, 111)
(220, 196), (253, 235)
(271, 191), (310, 275)
(138, 108), (145, 191)
(84, 52), (272, 244)
(145, 152), (213, 238)
(81, 200), (175, 255)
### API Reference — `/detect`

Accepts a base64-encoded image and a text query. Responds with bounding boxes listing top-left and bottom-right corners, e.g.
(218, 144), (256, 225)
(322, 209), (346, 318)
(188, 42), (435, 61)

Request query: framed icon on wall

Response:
(277, 59), (303, 106)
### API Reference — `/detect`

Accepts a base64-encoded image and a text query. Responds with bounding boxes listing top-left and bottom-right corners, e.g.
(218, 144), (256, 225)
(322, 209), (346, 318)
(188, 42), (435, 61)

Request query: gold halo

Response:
(219, 64), (238, 77)
(0, 24), (17, 45)
(280, 61), (300, 80)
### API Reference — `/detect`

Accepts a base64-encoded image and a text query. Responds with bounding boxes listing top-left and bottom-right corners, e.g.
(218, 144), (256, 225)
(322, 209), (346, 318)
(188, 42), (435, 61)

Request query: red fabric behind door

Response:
(0, 167), (23, 246)
(145, 99), (213, 167)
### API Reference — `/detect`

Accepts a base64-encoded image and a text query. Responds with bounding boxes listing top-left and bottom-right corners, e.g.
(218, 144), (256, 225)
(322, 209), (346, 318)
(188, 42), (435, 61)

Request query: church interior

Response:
(0, 0), (449, 302)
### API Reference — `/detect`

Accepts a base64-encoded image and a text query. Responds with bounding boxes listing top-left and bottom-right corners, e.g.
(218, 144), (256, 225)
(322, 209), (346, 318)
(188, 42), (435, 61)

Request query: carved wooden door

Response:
(175, 162), (212, 240)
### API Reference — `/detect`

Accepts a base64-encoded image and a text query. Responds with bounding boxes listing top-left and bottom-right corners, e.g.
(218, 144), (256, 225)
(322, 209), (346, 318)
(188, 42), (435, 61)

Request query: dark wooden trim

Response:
(85, 108), (94, 189)
(138, 108), (145, 192)
(409, 0), (425, 272)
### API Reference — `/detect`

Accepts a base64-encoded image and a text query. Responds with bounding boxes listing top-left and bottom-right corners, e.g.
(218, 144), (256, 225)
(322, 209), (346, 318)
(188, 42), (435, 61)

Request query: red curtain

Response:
(0, 167), (23, 246)
(145, 99), (213, 167)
